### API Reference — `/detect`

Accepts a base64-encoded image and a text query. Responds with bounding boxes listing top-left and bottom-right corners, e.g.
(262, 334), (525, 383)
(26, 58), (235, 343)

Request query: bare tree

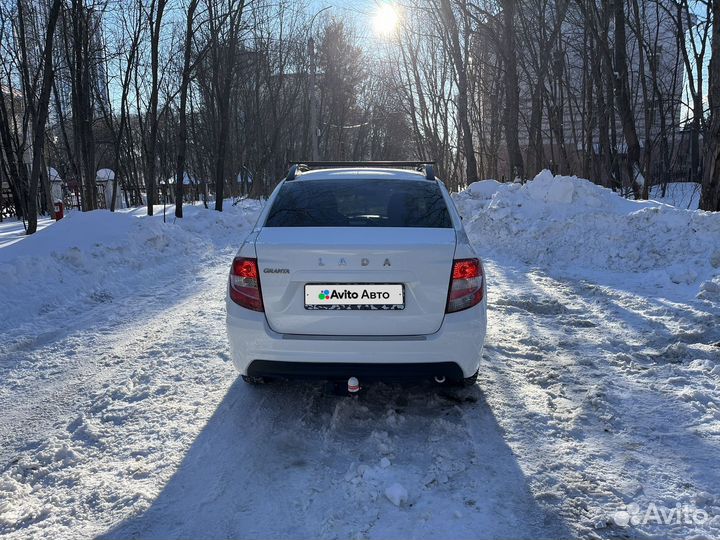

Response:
(501, 0), (524, 180)
(700, 0), (720, 210)
(1, 0), (716, 219)
(17, 0), (63, 233)
(174, 0), (201, 218)
(203, 0), (246, 212)
(144, 0), (168, 216)
(437, 0), (478, 183)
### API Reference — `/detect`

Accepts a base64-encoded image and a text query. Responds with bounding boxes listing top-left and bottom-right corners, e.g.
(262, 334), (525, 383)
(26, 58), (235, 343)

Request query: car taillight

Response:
(446, 258), (484, 313)
(229, 257), (263, 311)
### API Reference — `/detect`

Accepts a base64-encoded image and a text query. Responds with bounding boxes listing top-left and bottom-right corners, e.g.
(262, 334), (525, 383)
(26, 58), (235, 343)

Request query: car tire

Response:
(461, 369), (479, 387)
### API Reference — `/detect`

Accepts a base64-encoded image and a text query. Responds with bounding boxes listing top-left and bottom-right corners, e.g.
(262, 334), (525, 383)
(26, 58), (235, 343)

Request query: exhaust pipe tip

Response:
(434, 375), (446, 384)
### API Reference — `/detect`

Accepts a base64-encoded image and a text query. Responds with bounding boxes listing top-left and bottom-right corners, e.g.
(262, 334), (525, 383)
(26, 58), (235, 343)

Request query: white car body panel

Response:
(255, 227), (456, 335)
(226, 297), (486, 377)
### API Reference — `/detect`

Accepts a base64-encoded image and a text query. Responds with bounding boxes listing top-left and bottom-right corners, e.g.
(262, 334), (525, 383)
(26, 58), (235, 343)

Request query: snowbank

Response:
(0, 201), (261, 336)
(456, 171), (720, 292)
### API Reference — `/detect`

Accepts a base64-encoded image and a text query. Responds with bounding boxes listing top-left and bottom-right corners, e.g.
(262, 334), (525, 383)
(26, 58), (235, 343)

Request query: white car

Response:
(226, 162), (487, 386)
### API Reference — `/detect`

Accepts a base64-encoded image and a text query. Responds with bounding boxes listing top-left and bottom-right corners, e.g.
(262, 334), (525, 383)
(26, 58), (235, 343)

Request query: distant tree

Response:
(437, 0), (478, 183)
(671, 0), (713, 185)
(317, 20), (365, 160)
(202, 0), (247, 212)
(16, 0), (63, 233)
(501, 0), (525, 181)
(174, 0), (201, 218)
(144, 0), (168, 216)
(700, 0), (719, 211)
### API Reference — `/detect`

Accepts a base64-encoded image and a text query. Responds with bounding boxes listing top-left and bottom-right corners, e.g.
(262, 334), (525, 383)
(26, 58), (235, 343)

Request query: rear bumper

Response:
(246, 360), (465, 381)
(225, 297), (487, 379)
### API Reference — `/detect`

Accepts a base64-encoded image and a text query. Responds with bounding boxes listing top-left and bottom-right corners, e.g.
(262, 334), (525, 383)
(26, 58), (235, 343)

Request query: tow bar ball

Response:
(346, 375), (447, 391)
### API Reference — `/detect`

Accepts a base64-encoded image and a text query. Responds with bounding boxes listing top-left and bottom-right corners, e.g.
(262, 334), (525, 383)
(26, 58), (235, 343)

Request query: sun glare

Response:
(373, 3), (400, 38)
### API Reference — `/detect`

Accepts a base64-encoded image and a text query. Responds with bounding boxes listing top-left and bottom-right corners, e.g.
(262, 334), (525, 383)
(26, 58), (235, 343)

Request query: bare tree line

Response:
(392, 0), (718, 205)
(0, 0), (718, 235)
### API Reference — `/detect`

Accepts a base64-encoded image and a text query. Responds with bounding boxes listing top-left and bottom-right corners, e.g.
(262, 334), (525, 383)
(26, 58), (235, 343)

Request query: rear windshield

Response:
(264, 179), (452, 228)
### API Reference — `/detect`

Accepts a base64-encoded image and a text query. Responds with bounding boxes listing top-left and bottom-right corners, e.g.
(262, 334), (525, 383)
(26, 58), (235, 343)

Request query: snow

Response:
(525, 168), (575, 203)
(0, 216), (55, 249)
(96, 169), (115, 182)
(384, 483), (408, 506)
(650, 182), (702, 210)
(459, 172), (720, 296)
(1, 172), (719, 539)
(0, 204), (258, 337)
(48, 167), (62, 182)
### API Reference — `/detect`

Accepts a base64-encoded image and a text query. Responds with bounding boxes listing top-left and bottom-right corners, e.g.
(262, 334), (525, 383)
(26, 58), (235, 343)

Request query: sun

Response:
(373, 3), (400, 38)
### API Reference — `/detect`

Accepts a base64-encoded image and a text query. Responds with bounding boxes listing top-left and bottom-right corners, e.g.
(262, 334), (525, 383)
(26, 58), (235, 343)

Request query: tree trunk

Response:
(26, 0), (62, 234)
(145, 0), (168, 216)
(439, 0), (478, 183)
(175, 0), (199, 218)
(40, 160), (53, 213)
(502, 0), (524, 180)
(700, 0), (720, 211)
(611, 0), (642, 197)
(527, 79), (545, 175)
(70, 0), (97, 212)
(211, 3), (245, 212)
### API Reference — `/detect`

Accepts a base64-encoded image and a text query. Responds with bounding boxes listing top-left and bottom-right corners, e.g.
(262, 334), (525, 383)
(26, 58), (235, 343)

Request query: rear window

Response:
(264, 179), (452, 228)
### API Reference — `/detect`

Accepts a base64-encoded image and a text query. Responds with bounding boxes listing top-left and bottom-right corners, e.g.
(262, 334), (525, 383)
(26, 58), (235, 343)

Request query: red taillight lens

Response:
(229, 257), (263, 311)
(446, 258), (484, 313)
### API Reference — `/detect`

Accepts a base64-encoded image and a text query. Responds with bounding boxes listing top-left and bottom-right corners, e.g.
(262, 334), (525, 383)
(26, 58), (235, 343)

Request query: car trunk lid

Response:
(255, 227), (455, 335)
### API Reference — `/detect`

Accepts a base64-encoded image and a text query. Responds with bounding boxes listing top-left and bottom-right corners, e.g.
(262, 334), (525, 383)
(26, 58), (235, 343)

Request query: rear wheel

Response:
(460, 369), (479, 387)
(241, 374), (267, 385)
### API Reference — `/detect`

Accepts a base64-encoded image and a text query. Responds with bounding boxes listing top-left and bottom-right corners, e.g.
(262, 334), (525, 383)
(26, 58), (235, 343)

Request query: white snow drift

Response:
(457, 170), (720, 294)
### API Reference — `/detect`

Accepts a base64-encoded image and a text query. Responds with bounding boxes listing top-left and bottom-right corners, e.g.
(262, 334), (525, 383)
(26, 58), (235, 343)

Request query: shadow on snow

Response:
(101, 378), (568, 540)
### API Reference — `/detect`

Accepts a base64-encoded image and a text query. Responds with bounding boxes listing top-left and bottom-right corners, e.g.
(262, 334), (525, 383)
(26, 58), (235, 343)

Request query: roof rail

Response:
(285, 161), (436, 181)
(285, 163), (315, 181)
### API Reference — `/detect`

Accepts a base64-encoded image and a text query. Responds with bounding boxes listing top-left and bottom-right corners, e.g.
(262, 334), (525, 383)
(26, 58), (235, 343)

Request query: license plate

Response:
(304, 284), (404, 310)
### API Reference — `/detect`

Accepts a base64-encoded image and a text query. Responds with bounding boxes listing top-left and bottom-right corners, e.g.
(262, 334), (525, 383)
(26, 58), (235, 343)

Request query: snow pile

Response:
(456, 170), (720, 292)
(0, 201), (261, 337)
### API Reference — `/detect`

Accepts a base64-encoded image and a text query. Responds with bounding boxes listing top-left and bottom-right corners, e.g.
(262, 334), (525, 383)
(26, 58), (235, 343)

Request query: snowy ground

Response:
(1, 174), (719, 539)
(0, 216), (54, 249)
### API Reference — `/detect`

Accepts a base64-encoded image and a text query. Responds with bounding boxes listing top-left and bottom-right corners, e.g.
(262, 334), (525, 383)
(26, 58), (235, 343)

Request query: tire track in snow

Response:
(0, 245), (236, 467)
(479, 259), (720, 538)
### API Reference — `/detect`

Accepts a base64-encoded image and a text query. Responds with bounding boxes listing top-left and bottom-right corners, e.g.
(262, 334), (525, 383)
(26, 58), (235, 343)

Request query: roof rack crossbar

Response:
(285, 161), (436, 181)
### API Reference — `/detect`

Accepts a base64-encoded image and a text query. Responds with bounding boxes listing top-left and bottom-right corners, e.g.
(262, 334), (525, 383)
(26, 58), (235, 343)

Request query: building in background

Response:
(471, 0), (689, 185)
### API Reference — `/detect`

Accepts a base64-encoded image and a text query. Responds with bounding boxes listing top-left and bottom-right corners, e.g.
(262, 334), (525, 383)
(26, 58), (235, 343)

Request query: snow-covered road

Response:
(1, 175), (720, 539)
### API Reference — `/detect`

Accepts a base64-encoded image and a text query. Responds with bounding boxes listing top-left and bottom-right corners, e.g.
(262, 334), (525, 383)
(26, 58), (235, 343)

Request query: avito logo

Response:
(318, 289), (333, 300)
(318, 288), (391, 301)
